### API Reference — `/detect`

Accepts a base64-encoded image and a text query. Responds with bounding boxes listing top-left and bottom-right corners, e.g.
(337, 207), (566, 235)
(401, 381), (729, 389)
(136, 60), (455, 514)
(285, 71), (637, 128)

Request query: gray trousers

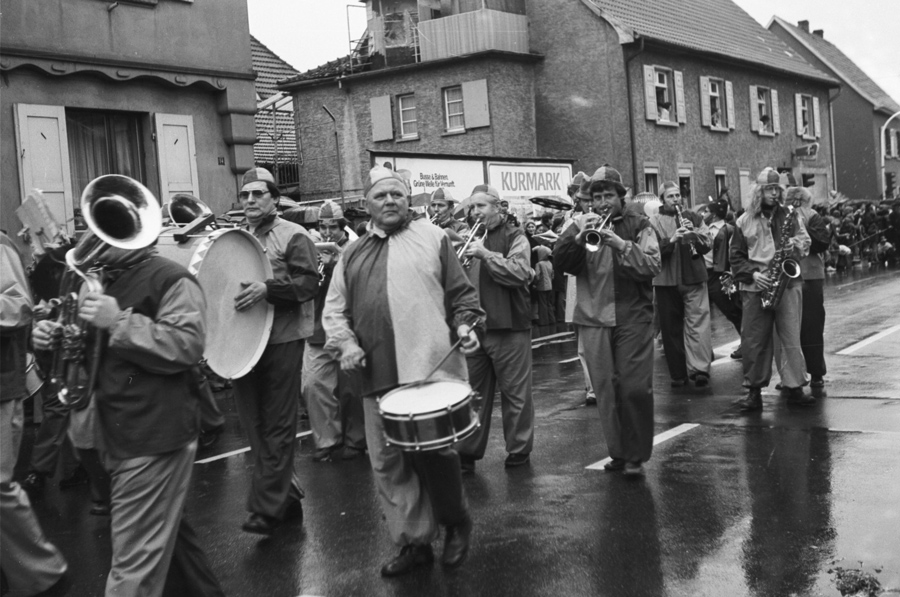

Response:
(233, 340), (305, 519)
(741, 284), (807, 389)
(302, 342), (365, 450)
(578, 324), (655, 463)
(456, 329), (534, 460)
(655, 283), (713, 379)
(363, 398), (467, 547)
(0, 399), (67, 595)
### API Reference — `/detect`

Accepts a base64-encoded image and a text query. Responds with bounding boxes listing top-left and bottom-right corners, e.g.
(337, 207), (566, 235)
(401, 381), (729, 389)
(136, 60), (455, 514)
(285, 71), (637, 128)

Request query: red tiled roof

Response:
(587, 0), (835, 84)
(770, 17), (900, 113)
(251, 35), (300, 99)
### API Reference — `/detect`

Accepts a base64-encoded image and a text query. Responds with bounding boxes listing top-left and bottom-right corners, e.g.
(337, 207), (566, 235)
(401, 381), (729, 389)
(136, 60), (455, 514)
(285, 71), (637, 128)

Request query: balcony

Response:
(418, 9), (529, 63)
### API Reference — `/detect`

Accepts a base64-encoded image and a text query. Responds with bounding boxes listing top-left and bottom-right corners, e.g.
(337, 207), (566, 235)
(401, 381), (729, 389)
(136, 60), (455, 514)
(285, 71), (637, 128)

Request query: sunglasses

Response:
(238, 189), (269, 200)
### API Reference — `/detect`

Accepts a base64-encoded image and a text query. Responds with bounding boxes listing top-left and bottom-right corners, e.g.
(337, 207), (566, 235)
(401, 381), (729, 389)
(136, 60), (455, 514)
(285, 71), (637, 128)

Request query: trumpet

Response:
(721, 271), (737, 297)
(583, 208), (614, 253)
(674, 204), (700, 259)
(457, 216), (486, 267)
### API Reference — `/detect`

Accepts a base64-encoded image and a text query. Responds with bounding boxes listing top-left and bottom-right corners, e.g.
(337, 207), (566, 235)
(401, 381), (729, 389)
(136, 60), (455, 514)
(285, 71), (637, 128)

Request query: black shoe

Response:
(284, 498), (304, 522)
(786, 387), (815, 406)
(20, 471), (47, 497)
(623, 462), (645, 477)
(341, 446), (365, 460)
(810, 376), (825, 388)
(504, 453), (530, 468)
(459, 455), (476, 475)
(89, 501), (111, 516)
(603, 458), (626, 472)
(670, 378), (687, 388)
(736, 388), (763, 413)
(584, 391), (597, 406)
(730, 347), (742, 359)
(380, 544), (435, 577)
(693, 372), (710, 388)
(312, 444), (343, 462)
(199, 425), (224, 449)
(59, 466), (90, 490)
(242, 513), (279, 536)
(442, 515), (473, 568)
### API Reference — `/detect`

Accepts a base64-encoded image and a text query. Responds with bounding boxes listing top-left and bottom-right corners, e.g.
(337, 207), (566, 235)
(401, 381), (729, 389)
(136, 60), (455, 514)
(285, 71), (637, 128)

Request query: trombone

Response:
(583, 208), (614, 253)
(457, 215), (486, 267)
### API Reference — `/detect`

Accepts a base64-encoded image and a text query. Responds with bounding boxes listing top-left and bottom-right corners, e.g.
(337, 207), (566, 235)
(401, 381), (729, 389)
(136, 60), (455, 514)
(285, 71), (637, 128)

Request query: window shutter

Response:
(725, 81), (735, 130)
(461, 79), (490, 129)
(154, 114), (200, 201)
(795, 94), (804, 136)
(370, 96), (393, 141)
(749, 85), (759, 132)
(771, 89), (781, 134)
(643, 65), (657, 121)
(699, 76), (711, 127)
(674, 70), (686, 124)
(813, 96), (821, 139)
(14, 103), (75, 234)
(891, 130), (898, 157)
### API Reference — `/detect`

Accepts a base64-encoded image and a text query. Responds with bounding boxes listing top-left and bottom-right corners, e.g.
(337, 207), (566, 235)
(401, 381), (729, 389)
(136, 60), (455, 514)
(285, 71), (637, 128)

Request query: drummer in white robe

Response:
(323, 165), (484, 578)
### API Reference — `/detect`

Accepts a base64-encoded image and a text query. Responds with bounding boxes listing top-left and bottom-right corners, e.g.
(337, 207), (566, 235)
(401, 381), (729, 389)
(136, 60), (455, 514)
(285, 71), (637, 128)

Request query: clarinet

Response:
(674, 205), (700, 259)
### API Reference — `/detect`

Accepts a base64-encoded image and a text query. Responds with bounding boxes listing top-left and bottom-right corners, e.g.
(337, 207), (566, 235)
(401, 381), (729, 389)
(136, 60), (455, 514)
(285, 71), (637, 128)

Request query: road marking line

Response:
(586, 423), (699, 470)
(531, 331), (574, 344)
(195, 430), (313, 464)
(559, 356), (581, 364)
(836, 324), (900, 355)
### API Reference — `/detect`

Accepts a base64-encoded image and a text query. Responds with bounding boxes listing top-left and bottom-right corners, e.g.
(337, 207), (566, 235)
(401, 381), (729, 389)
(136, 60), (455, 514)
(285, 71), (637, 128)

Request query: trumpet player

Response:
(430, 188), (469, 234)
(553, 166), (660, 477)
(649, 182), (713, 388)
(704, 197), (743, 359)
(455, 185), (535, 474)
(730, 168), (812, 412)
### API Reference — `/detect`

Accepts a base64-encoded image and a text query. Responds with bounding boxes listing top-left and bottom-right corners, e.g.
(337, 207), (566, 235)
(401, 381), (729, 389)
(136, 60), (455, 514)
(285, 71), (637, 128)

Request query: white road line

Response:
(586, 423), (700, 470)
(195, 430), (313, 464)
(836, 324), (900, 355)
(531, 331), (574, 345)
(559, 356), (581, 364)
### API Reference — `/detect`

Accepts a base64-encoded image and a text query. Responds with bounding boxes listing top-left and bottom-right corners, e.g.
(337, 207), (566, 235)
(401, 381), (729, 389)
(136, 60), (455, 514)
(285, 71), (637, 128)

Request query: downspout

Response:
(624, 37), (645, 192)
(827, 86), (841, 194)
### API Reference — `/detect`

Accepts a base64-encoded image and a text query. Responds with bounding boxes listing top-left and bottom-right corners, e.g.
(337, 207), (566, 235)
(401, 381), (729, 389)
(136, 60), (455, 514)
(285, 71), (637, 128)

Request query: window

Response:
(443, 86), (465, 132)
(750, 85), (780, 136)
(398, 94), (418, 139)
(795, 94), (820, 139)
(643, 166), (659, 195)
(886, 172), (896, 198)
(709, 80), (723, 128)
(678, 165), (694, 208)
(715, 168), (727, 198)
(643, 65), (685, 125)
(892, 130), (899, 157)
(885, 129), (898, 158)
(701, 77), (734, 131)
(66, 109), (146, 201)
(655, 70), (673, 122)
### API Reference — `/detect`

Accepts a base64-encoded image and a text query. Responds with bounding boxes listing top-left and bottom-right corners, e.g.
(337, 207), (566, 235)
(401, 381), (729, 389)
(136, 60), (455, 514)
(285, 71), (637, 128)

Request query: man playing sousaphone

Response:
(323, 165), (484, 577)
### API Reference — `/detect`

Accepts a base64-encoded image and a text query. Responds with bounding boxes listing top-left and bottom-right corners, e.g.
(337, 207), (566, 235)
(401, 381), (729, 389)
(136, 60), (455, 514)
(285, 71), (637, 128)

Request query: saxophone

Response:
(760, 205), (801, 310)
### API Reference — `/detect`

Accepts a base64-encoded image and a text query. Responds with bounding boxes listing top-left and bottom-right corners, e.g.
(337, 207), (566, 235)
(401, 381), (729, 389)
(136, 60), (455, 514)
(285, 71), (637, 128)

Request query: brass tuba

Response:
(47, 175), (162, 409)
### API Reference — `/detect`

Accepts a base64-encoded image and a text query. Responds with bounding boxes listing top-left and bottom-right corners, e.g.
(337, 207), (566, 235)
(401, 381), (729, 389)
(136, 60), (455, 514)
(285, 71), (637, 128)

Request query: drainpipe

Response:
(624, 38), (645, 192)
(881, 110), (900, 199)
(322, 105), (346, 209)
(827, 86), (841, 194)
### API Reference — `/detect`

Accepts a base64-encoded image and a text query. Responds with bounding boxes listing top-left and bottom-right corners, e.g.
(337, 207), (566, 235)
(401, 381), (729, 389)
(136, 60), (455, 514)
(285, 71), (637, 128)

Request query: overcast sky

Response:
(247, 0), (900, 105)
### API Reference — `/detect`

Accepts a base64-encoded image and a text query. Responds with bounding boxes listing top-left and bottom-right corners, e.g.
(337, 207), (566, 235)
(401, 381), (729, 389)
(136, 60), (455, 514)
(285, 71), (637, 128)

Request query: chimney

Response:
(813, 29), (824, 38)
(798, 20), (809, 32)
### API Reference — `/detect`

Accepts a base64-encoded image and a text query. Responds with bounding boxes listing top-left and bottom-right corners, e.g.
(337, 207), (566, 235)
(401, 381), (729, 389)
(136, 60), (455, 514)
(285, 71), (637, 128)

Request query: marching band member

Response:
(431, 188), (469, 234)
(303, 201), (366, 461)
(232, 168), (319, 535)
(31, 230), (224, 596)
(649, 182), (713, 388)
(730, 168), (812, 412)
(553, 166), (661, 477)
(454, 185), (535, 473)
(323, 165), (484, 576)
(705, 197), (743, 358)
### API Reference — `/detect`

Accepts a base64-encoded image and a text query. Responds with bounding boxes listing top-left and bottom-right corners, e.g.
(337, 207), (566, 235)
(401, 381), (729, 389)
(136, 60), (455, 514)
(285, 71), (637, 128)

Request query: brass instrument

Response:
(457, 216), (486, 267)
(429, 212), (441, 225)
(47, 175), (162, 409)
(721, 271), (738, 297)
(583, 208), (614, 253)
(165, 194), (218, 228)
(315, 241), (340, 285)
(674, 204), (700, 259)
(760, 204), (801, 310)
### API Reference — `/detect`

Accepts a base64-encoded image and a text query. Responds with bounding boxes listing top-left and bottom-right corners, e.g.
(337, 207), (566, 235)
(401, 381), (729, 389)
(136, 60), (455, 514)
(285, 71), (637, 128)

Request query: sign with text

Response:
(375, 155), (485, 200)
(487, 162), (573, 219)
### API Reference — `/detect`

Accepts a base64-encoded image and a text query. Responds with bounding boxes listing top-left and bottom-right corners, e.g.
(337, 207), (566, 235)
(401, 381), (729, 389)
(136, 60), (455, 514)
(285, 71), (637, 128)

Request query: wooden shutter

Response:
(699, 77), (711, 127)
(771, 89), (781, 134)
(674, 71), (686, 124)
(462, 79), (490, 129)
(14, 104), (75, 234)
(725, 81), (735, 130)
(795, 94), (804, 136)
(813, 96), (821, 139)
(370, 96), (393, 141)
(643, 65), (657, 121)
(154, 114), (199, 202)
(890, 130), (898, 157)
(749, 85), (759, 132)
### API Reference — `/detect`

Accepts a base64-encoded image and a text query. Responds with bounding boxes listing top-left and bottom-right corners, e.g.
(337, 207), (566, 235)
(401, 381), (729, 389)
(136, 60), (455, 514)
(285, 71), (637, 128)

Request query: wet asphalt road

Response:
(23, 265), (900, 597)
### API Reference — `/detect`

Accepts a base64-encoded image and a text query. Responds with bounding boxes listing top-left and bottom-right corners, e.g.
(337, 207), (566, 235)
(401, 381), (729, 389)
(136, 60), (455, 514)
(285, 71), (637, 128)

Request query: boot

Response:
(735, 387), (762, 412)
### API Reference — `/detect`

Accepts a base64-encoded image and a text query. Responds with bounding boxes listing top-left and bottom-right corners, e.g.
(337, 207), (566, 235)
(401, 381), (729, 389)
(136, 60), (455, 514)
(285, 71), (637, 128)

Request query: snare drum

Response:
(156, 228), (273, 379)
(378, 380), (479, 451)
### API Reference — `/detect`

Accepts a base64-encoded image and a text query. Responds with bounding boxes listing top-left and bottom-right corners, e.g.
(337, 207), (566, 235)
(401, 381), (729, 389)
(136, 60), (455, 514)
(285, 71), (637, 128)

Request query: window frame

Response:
(677, 164), (694, 209)
(443, 85), (465, 133)
(643, 164), (660, 195)
(714, 168), (728, 198)
(708, 79), (726, 130)
(654, 68), (676, 124)
(757, 87), (774, 135)
(397, 93), (418, 140)
(799, 94), (817, 140)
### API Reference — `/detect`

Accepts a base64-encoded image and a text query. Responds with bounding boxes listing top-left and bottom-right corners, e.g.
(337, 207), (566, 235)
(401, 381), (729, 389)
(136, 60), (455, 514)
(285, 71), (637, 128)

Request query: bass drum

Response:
(156, 228), (273, 379)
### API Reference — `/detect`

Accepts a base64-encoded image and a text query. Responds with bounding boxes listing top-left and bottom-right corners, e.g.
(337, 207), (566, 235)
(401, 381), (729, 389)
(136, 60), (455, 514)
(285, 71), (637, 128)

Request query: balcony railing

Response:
(417, 9), (529, 62)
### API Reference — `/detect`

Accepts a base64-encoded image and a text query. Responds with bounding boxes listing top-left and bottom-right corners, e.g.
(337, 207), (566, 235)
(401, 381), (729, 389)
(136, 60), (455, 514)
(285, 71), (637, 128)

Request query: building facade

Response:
(1, 0), (257, 241)
(769, 17), (900, 200)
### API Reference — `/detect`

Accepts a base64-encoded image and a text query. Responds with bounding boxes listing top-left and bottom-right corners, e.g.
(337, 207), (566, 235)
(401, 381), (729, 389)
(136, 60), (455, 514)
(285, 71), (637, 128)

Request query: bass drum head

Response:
(156, 228), (273, 379)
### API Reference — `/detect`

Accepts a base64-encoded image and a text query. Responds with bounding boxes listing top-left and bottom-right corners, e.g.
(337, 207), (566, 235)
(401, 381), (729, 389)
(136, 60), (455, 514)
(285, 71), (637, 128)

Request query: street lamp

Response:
(880, 109), (900, 199)
(322, 105), (345, 210)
